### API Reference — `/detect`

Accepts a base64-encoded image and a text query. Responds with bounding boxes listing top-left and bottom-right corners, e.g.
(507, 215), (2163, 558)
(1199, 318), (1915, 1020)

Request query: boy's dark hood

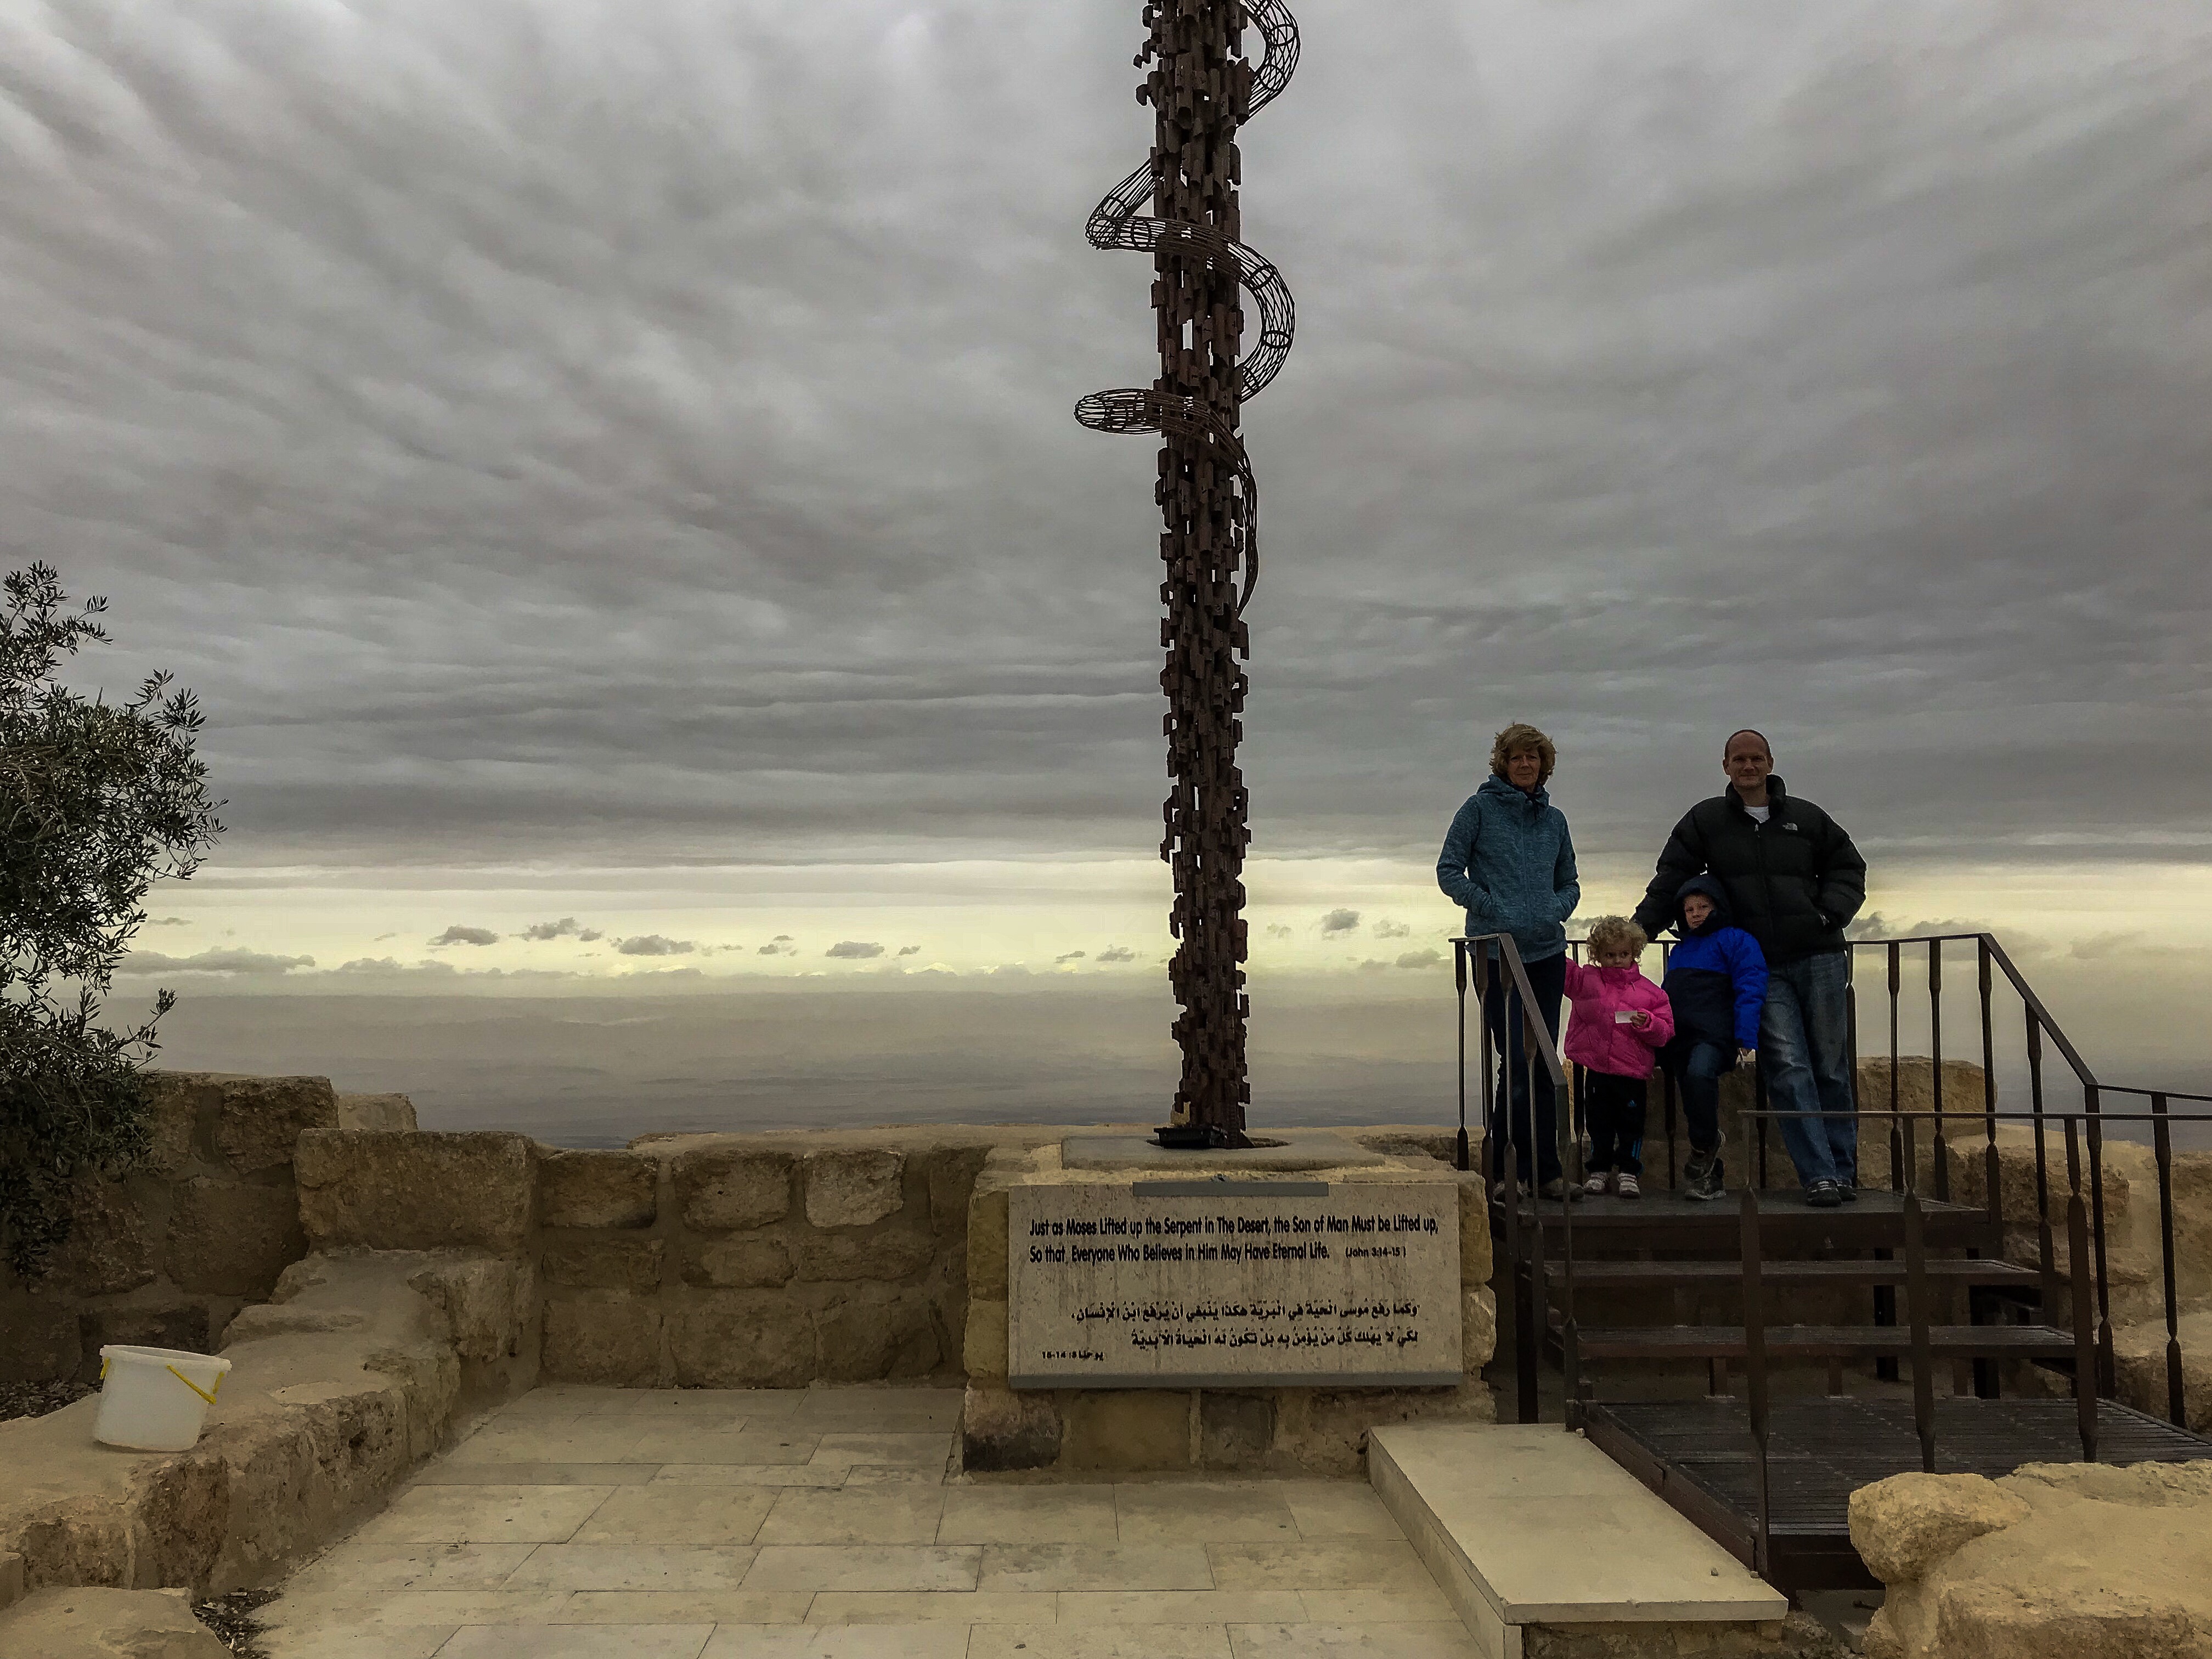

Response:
(1675, 874), (1733, 937)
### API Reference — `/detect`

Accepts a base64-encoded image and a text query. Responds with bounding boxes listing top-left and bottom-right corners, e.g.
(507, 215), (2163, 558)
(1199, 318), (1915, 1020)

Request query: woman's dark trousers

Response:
(1482, 950), (1567, 1184)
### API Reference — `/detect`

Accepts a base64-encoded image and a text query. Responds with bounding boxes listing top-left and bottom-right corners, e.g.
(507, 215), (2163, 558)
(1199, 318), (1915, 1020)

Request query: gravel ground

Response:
(0, 1378), (95, 1422)
(193, 1589), (276, 1657)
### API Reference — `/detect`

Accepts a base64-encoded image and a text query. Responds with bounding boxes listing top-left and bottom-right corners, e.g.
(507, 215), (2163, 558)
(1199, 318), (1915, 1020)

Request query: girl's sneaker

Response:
(1616, 1172), (1641, 1200)
(1581, 1169), (1613, 1197)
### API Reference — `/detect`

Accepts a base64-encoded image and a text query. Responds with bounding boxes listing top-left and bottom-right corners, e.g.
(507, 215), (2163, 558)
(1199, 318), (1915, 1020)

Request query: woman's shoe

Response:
(1616, 1172), (1641, 1200)
(1537, 1177), (1582, 1202)
(1683, 1153), (1725, 1201)
(1581, 1170), (1613, 1197)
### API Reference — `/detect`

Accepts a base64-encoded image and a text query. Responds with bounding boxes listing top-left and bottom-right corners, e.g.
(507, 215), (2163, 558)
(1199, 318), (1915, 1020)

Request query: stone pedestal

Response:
(961, 1131), (1496, 1475)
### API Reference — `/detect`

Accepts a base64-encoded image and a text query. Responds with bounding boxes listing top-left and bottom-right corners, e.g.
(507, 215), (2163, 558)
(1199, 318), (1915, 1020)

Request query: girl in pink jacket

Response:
(1562, 916), (1675, 1198)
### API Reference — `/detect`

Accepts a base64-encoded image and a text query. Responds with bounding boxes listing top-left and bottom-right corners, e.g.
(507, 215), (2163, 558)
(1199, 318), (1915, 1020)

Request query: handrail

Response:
(1451, 932), (1576, 1426)
(1466, 925), (2211, 1454)
(1724, 1098), (2212, 1572)
(1448, 935), (1570, 1086)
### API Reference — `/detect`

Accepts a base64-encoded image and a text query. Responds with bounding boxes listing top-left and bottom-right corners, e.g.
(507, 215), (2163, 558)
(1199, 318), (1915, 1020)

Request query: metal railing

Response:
(1451, 934), (1575, 1423)
(1470, 930), (2208, 1440)
(1730, 1097), (2211, 1577)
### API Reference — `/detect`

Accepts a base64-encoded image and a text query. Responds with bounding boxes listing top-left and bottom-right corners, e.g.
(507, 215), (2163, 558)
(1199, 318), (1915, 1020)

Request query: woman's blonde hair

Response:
(1584, 915), (1647, 959)
(1489, 722), (1557, 785)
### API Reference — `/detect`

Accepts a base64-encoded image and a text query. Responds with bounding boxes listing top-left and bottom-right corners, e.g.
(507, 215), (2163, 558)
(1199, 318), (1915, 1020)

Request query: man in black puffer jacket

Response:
(1632, 730), (1867, 1204)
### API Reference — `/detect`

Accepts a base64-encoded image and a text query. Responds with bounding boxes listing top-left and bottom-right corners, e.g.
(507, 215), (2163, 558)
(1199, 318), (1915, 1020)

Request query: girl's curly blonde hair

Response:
(1584, 915), (1647, 960)
(1489, 722), (1556, 785)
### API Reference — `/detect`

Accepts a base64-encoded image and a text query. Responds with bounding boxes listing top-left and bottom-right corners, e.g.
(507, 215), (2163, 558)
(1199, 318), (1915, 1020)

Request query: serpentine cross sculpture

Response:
(1076, 0), (1300, 1142)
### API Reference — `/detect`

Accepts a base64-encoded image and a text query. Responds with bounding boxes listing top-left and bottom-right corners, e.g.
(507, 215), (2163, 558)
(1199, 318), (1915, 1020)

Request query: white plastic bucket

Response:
(93, 1345), (233, 1451)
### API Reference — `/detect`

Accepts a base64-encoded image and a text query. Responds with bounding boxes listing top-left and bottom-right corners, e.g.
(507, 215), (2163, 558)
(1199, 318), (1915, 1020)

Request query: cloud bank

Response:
(1, 0), (2205, 899)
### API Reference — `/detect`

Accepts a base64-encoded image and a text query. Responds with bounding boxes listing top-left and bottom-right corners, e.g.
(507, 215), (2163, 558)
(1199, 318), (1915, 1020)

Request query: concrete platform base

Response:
(1369, 1422), (1786, 1659)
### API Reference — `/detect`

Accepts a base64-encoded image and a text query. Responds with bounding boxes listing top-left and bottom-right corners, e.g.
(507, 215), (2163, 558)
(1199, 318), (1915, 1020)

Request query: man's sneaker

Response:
(1616, 1172), (1641, 1199)
(1838, 1181), (1860, 1203)
(1581, 1170), (1614, 1197)
(1805, 1178), (1844, 1209)
(1683, 1153), (1725, 1202)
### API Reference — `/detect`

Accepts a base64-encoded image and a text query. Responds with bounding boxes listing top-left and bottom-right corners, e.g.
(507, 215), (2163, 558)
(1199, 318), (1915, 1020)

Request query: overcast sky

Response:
(6, 0), (2210, 1016)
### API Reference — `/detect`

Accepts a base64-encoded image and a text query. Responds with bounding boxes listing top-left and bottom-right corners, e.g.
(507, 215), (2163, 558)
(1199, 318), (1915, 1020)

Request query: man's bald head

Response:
(1723, 729), (1775, 805)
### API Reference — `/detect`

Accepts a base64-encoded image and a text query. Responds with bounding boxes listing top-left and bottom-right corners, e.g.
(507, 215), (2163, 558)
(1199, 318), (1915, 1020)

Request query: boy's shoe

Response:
(1616, 1172), (1641, 1200)
(1805, 1178), (1844, 1209)
(1683, 1153), (1725, 1201)
(1581, 1170), (1614, 1197)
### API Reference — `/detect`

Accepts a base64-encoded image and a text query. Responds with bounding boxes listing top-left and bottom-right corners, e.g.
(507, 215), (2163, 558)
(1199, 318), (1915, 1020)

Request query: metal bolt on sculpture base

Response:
(1076, 0), (1300, 1147)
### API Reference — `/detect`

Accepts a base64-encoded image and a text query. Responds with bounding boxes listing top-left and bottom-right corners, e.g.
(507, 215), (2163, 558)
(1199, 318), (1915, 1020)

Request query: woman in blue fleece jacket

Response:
(1658, 874), (1769, 1201)
(1436, 723), (1581, 1197)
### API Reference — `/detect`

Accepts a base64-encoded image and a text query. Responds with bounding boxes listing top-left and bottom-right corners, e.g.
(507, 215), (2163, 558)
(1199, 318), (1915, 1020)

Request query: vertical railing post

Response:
(1978, 939), (1999, 1232)
(1887, 941), (1904, 1193)
(1558, 1007), (1581, 1429)
(1753, 1057), (1770, 1190)
(2029, 1015), (2058, 1314)
(1661, 939), (1678, 1189)
(1478, 952), (1497, 1191)
(1929, 940), (1950, 1201)
(2149, 1092), (2186, 1427)
(2083, 1081), (2115, 1396)
(1454, 940), (1470, 1172)
(2064, 1116), (2097, 1462)
(1739, 1105), (1771, 1578)
(1901, 1114), (1936, 1473)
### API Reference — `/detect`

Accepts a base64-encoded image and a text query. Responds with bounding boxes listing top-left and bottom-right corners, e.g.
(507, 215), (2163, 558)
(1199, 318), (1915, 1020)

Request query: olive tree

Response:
(1, 565), (223, 1274)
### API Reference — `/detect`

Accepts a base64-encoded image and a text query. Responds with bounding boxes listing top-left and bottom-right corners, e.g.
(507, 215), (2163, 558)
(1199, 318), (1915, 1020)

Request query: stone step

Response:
(1369, 1421), (1786, 1659)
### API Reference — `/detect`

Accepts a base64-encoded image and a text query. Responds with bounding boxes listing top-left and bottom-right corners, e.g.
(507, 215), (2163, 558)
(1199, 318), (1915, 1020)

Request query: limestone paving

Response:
(259, 1384), (1479, 1659)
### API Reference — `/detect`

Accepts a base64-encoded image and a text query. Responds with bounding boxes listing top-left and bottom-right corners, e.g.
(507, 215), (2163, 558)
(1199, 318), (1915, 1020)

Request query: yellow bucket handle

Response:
(166, 1364), (222, 1406)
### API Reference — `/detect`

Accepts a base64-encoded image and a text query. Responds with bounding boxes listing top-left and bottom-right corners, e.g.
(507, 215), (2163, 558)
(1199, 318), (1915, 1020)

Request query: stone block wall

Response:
(538, 1131), (1008, 1387)
(0, 1074), (415, 1385)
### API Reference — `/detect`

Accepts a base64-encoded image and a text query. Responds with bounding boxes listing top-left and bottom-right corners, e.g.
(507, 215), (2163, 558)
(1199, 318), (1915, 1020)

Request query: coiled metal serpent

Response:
(1074, 0), (1299, 615)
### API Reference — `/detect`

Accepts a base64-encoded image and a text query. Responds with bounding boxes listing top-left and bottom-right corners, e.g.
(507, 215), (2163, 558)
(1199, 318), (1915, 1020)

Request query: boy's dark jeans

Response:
(1672, 1041), (1733, 1158)
(1583, 1070), (1647, 1175)
(1482, 950), (1566, 1184)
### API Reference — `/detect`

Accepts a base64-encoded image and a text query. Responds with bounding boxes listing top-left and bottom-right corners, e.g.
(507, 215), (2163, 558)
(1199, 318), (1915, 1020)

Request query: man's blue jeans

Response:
(1760, 950), (1857, 1187)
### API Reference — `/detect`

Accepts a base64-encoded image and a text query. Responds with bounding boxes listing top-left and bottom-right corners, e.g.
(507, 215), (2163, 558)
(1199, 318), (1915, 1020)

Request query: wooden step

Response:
(1543, 1259), (2038, 1289)
(1565, 1323), (2078, 1361)
(1492, 1192), (1998, 1256)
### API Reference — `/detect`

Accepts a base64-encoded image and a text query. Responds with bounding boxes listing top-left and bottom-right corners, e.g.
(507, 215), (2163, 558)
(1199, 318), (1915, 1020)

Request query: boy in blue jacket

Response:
(1660, 875), (1769, 1201)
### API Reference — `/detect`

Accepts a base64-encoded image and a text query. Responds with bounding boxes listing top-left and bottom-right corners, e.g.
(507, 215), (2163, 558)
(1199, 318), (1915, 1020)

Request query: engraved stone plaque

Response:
(1007, 1179), (1462, 1388)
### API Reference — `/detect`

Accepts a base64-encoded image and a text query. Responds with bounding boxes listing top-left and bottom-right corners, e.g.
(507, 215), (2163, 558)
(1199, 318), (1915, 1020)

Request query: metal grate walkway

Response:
(1583, 1395), (2212, 1590)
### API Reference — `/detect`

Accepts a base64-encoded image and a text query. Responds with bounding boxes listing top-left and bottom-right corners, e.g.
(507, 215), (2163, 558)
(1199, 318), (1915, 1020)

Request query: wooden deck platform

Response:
(1582, 1395), (2212, 1591)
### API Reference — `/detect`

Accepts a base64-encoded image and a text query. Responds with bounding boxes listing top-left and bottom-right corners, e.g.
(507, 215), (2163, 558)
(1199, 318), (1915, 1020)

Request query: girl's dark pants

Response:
(1583, 1071), (1647, 1175)
(1482, 950), (1567, 1184)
